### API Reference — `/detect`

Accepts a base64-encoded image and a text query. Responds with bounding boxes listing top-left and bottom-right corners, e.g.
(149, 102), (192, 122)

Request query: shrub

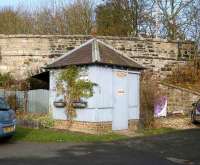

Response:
(140, 73), (163, 128)
(17, 113), (54, 128)
(37, 115), (55, 128)
(0, 72), (15, 88)
(166, 60), (200, 84)
(6, 94), (19, 111)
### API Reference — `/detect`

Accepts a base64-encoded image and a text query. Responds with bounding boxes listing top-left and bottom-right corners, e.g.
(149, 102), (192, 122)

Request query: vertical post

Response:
(14, 89), (16, 112)
(3, 88), (5, 99)
(24, 90), (28, 113)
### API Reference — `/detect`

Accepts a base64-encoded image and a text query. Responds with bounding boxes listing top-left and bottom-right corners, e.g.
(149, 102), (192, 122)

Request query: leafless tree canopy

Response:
(0, 0), (200, 43)
(0, 0), (94, 35)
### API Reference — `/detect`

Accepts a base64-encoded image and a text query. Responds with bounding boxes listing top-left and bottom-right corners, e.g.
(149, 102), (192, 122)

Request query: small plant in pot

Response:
(53, 99), (66, 108)
(56, 66), (95, 120)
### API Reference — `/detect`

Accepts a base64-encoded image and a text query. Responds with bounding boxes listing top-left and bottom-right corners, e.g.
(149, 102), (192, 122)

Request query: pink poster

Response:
(154, 96), (167, 117)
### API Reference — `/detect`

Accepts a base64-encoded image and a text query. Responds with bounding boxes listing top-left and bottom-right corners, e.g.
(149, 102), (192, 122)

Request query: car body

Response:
(0, 98), (16, 138)
(191, 99), (200, 123)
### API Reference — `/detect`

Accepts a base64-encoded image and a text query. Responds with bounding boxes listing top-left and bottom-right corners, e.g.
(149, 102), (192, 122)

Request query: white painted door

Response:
(112, 70), (128, 130)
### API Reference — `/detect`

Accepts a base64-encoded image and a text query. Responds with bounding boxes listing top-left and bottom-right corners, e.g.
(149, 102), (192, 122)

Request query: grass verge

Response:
(11, 127), (127, 143)
(9, 127), (176, 143)
(138, 127), (176, 136)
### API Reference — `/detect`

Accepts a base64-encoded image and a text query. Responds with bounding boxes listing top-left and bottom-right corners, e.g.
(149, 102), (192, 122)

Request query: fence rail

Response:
(0, 89), (49, 113)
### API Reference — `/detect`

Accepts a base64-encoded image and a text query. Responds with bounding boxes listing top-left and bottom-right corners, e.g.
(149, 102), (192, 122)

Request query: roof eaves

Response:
(92, 61), (144, 70)
(46, 62), (94, 69)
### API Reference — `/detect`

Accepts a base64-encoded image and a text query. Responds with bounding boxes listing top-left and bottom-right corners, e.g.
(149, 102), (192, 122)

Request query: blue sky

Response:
(0, 0), (102, 9)
(0, 0), (50, 8)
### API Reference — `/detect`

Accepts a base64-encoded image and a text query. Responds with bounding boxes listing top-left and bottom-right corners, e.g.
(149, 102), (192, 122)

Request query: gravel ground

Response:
(156, 116), (199, 129)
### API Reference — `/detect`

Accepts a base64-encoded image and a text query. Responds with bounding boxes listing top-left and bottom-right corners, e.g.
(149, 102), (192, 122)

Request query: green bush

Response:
(37, 115), (55, 128)
(17, 113), (54, 128)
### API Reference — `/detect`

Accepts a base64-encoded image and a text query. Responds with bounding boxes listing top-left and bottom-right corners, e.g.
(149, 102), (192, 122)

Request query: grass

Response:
(11, 127), (127, 143)
(138, 127), (176, 136)
(10, 127), (177, 143)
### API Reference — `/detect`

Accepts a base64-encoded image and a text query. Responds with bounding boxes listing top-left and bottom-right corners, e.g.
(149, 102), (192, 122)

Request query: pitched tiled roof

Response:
(46, 39), (144, 70)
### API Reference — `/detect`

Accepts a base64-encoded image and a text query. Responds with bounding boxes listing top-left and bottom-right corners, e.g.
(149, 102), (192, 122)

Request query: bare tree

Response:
(63, 0), (94, 35)
(0, 0), (94, 35)
(185, 0), (200, 46)
(0, 8), (26, 34)
(154, 0), (194, 40)
(0, 0), (198, 43)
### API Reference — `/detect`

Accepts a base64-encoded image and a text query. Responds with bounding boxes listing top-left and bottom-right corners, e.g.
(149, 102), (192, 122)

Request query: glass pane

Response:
(0, 98), (9, 110)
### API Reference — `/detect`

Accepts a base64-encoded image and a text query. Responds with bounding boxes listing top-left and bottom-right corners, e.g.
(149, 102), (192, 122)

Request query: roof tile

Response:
(47, 39), (144, 70)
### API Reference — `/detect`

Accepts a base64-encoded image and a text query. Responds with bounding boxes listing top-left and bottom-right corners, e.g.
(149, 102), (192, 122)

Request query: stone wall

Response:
(54, 119), (139, 134)
(160, 83), (200, 115)
(54, 120), (112, 134)
(0, 35), (196, 79)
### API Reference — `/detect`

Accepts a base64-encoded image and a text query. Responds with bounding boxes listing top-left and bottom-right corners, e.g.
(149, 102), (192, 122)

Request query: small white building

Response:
(46, 39), (144, 134)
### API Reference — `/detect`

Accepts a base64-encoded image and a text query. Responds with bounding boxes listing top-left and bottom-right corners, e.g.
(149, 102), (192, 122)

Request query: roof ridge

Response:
(92, 39), (101, 62)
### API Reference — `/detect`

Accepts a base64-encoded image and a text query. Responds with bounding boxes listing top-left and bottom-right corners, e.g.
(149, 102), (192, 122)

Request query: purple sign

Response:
(154, 96), (167, 117)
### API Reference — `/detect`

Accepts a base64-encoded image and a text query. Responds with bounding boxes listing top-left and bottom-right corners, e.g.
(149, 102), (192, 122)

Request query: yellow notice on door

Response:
(117, 89), (126, 96)
(115, 71), (128, 78)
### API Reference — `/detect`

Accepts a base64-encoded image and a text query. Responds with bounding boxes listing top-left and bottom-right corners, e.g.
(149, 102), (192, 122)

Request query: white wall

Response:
(49, 70), (67, 120)
(49, 66), (140, 122)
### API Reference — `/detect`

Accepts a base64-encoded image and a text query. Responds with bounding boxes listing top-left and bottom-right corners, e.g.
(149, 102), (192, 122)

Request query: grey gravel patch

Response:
(166, 157), (194, 165)
(95, 149), (106, 152)
(160, 150), (166, 154)
(71, 151), (91, 156)
(0, 142), (78, 159)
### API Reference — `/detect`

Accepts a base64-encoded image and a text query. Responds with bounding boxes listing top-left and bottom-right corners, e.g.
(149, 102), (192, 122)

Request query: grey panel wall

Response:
(28, 89), (49, 113)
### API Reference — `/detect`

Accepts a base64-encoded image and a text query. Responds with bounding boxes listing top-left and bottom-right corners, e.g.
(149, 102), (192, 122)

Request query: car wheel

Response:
(191, 110), (197, 124)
